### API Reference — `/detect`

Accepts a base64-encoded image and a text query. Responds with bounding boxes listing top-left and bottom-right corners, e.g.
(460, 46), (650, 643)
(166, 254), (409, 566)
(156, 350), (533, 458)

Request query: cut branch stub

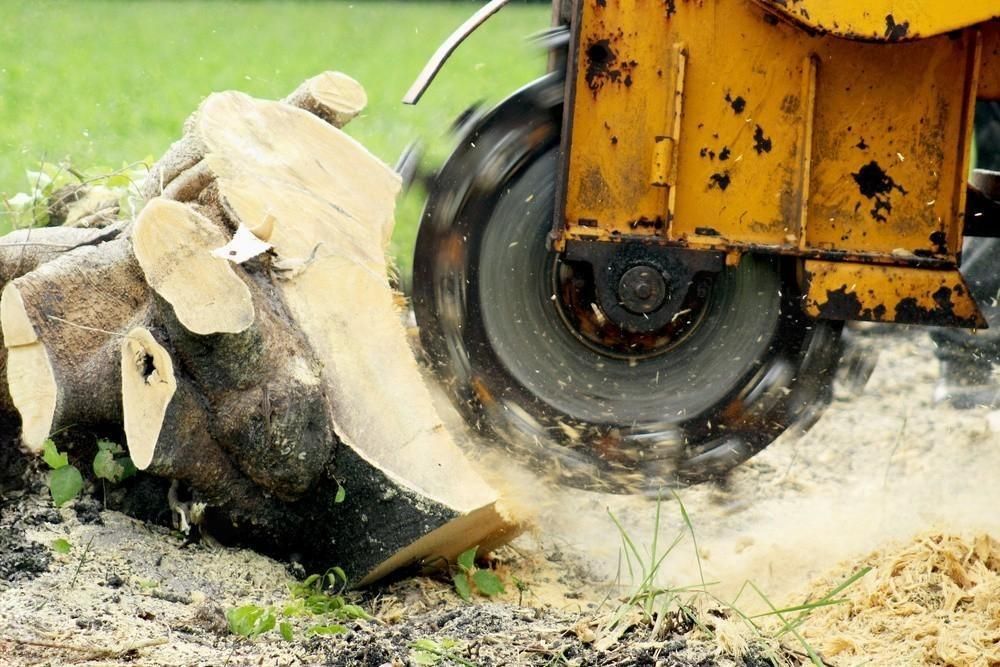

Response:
(0, 226), (125, 435)
(121, 326), (293, 527)
(121, 327), (176, 470)
(1, 238), (150, 452)
(0, 283), (56, 452)
(133, 198), (254, 335)
(283, 71), (367, 129)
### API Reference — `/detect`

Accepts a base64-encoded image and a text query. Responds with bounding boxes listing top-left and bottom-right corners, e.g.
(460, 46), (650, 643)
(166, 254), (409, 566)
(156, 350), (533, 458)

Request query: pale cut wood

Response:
(283, 71), (367, 128)
(0, 226), (124, 445)
(121, 327), (176, 470)
(197, 92), (498, 513)
(133, 198), (255, 335)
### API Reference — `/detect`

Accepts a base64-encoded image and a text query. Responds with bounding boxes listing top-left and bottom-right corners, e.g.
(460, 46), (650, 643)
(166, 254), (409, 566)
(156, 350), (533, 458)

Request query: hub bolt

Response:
(618, 265), (668, 314)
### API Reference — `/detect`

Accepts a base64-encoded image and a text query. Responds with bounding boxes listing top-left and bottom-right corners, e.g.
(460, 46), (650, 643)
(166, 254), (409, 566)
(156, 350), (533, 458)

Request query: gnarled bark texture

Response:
(0, 72), (520, 585)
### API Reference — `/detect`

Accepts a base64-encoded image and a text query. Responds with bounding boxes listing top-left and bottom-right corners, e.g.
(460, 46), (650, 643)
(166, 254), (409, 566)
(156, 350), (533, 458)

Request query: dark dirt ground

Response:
(0, 490), (776, 667)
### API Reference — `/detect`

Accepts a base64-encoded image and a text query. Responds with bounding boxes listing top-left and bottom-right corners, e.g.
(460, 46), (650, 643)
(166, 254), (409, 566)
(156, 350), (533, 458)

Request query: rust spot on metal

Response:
(856, 137), (869, 150)
(584, 38), (636, 96)
(752, 125), (773, 154)
(709, 172), (731, 191)
(929, 230), (947, 254)
(885, 15), (910, 42)
(780, 94), (800, 115)
(817, 286), (864, 320)
(584, 39), (617, 93)
(852, 161), (907, 222)
(719, 147), (731, 161)
(699, 147), (716, 160)
(814, 285), (890, 322)
(894, 286), (978, 327)
(664, 0), (676, 17)
(610, 135), (618, 145)
(725, 93), (747, 114)
(629, 217), (665, 230)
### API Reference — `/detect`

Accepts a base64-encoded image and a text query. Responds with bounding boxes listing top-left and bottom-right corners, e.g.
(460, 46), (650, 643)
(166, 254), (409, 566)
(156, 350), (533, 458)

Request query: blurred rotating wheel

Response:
(412, 75), (843, 493)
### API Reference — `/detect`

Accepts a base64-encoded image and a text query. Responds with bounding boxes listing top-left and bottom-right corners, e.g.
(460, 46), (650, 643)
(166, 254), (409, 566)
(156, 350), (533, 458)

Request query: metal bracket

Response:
(402, 0), (513, 105)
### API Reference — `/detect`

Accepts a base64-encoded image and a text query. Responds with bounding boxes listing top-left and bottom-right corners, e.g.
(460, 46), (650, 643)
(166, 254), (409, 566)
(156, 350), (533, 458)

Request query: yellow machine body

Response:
(758, 0), (998, 41)
(557, 0), (1000, 327)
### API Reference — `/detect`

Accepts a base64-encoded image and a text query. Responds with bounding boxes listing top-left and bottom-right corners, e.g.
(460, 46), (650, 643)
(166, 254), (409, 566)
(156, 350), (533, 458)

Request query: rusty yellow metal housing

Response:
(756, 0), (998, 41)
(803, 261), (986, 327)
(557, 0), (997, 327)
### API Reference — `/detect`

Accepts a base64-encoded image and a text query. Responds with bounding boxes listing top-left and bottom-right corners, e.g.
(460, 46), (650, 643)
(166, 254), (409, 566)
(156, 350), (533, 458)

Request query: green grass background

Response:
(0, 0), (549, 277)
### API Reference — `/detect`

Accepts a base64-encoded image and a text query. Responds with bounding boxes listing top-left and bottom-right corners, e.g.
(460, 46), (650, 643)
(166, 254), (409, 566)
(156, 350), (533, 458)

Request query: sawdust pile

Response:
(801, 532), (1000, 666)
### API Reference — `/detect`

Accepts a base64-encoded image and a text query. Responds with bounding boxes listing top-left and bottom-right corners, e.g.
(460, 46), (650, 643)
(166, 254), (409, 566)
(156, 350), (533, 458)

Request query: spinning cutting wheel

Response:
(413, 75), (843, 493)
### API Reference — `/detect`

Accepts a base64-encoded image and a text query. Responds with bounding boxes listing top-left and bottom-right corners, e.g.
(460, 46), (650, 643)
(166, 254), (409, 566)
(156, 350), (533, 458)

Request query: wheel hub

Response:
(619, 265), (668, 314)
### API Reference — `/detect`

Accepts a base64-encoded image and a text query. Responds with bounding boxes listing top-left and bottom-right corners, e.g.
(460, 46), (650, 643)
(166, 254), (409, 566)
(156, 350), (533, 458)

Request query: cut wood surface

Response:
(0, 71), (521, 584)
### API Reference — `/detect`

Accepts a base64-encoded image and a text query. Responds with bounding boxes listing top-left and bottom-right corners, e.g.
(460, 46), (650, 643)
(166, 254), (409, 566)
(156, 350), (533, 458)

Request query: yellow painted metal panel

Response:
(755, 0), (997, 41)
(803, 260), (986, 328)
(805, 32), (978, 259)
(561, 0), (674, 243)
(561, 0), (979, 263)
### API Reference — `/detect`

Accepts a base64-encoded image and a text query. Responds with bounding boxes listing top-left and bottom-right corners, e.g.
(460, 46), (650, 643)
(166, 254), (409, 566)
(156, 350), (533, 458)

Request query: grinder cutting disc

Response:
(413, 75), (843, 493)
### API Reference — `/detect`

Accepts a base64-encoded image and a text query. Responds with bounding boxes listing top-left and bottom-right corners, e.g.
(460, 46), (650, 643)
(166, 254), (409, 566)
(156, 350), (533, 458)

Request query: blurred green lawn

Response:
(0, 0), (549, 278)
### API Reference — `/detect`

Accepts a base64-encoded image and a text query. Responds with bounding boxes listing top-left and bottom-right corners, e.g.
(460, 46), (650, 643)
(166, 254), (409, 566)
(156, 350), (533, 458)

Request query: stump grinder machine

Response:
(405, 0), (1000, 493)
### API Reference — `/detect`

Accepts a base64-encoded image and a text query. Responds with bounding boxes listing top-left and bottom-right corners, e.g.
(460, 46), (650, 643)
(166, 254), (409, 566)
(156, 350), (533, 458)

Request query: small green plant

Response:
(42, 440), (83, 507)
(226, 567), (371, 642)
(42, 438), (137, 509)
(92, 439), (137, 484)
(2, 160), (147, 229)
(452, 547), (504, 602)
(305, 623), (347, 636)
(51, 538), (71, 554)
(92, 438), (137, 507)
(409, 637), (477, 667)
(226, 604), (276, 638)
(512, 575), (529, 605)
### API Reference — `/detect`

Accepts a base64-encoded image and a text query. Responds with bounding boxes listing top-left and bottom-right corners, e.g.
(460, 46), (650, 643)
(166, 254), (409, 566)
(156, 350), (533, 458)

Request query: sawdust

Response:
(800, 532), (1000, 667)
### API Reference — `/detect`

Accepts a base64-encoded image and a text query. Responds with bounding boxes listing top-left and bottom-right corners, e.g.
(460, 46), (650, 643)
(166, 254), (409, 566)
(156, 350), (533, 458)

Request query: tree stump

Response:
(0, 73), (521, 585)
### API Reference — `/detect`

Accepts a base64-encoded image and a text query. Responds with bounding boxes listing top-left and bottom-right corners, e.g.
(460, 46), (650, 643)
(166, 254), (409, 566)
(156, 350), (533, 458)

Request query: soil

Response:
(1, 328), (998, 666)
